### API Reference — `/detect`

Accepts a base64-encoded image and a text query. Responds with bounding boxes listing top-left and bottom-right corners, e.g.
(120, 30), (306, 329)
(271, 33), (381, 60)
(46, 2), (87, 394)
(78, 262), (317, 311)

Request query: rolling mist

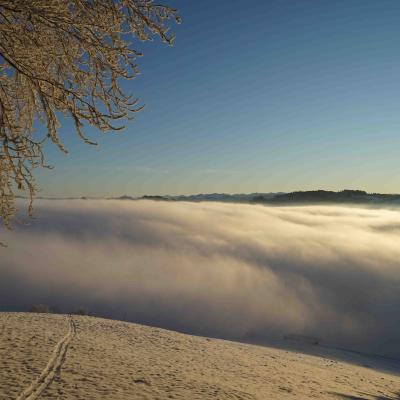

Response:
(1, 200), (399, 357)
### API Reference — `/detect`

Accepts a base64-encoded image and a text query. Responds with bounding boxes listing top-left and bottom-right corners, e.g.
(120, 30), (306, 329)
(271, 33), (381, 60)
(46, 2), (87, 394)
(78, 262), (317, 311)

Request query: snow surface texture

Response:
(1, 200), (400, 357)
(1, 313), (399, 400)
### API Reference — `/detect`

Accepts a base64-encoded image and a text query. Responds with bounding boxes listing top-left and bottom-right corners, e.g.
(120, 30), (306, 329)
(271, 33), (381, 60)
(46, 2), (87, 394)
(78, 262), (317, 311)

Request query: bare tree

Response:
(0, 0), (180, 229)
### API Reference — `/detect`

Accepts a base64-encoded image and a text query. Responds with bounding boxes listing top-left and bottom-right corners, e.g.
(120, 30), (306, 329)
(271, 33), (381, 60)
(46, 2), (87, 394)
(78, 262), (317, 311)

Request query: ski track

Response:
(16, 315), (76, 400)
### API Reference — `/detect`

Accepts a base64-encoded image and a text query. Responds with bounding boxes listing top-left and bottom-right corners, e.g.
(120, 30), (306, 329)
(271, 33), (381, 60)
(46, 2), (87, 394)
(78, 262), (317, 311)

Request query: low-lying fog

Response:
(1, 200), (399, 357)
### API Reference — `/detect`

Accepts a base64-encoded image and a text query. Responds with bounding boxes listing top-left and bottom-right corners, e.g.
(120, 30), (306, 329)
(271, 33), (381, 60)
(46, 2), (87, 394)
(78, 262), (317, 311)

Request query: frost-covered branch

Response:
(0, 0), (180, 229)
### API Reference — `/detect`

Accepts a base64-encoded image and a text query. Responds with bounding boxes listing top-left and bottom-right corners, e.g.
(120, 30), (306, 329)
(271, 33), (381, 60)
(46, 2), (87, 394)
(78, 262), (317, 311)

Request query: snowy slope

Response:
(1, 313), (399, 400)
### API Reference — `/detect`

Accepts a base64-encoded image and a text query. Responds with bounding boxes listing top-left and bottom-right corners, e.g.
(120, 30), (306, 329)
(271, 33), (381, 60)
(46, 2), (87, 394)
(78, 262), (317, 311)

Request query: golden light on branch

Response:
(0, 0), (180, 230)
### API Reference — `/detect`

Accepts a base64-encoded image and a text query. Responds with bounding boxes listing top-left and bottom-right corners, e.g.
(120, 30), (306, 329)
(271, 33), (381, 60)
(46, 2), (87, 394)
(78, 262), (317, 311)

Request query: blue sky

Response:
(37, 0), (400, 197)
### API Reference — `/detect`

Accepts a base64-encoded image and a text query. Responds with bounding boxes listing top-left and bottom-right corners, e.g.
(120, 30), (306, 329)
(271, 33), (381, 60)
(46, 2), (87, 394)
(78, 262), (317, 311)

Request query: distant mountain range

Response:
(254, 190), (400, 205)
(31, 190), (400, 205)
(111, 190), (400, 205)
(111, 192), (279, 203)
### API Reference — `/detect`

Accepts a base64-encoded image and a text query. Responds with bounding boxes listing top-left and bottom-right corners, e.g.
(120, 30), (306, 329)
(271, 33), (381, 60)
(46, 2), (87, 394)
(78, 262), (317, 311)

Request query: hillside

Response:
(106, 190), (400, 206)
(1, 313), (399, 400)
(263, 190), (400, 205)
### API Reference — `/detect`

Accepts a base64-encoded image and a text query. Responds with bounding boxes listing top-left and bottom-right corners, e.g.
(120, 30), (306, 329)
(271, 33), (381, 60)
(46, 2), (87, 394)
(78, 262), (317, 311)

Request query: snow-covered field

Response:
(1, 313), (399, 400)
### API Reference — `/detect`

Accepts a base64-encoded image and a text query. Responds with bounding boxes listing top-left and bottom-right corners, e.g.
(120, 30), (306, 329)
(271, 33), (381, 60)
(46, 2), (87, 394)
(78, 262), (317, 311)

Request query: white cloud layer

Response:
(1, 200), (400, 357)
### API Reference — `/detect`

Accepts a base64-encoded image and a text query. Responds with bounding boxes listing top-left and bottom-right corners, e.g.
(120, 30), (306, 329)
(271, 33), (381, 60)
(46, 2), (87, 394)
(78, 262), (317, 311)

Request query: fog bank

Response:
(1, 200), (400, 357)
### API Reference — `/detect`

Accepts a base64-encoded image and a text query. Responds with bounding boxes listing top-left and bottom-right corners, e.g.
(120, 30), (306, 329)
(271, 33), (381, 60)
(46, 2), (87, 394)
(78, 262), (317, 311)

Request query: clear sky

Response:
(37, 0), (400, 197)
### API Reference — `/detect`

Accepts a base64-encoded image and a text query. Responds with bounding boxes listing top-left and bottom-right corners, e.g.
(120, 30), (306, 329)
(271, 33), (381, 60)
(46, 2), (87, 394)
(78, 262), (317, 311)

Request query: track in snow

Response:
(16, 315), (76, 400)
